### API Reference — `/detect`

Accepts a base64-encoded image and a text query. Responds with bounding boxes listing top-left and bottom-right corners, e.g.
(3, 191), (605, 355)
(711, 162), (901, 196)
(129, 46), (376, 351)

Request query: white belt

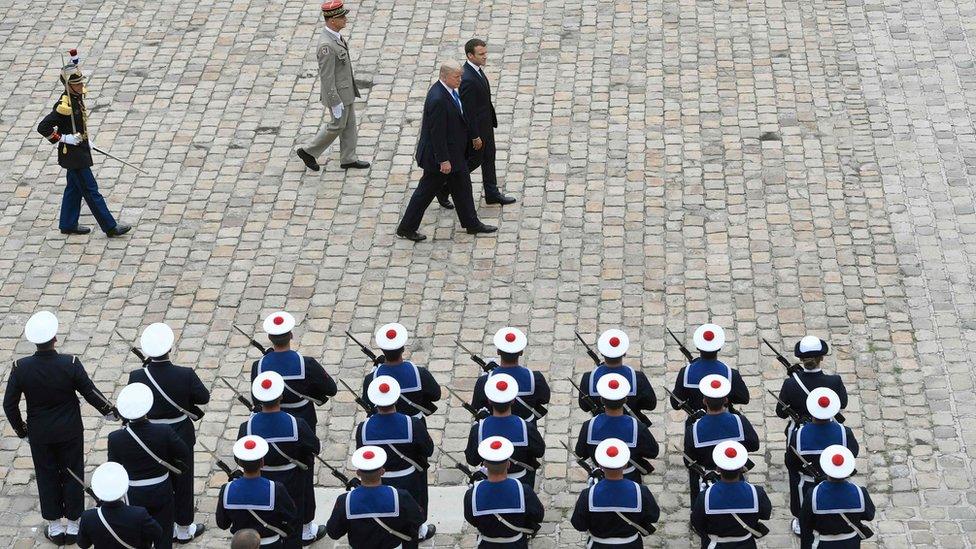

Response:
(263, 463), (297, 472)
(588, 533), (639, 547)
(479, 533), (523, 544)
(129, 472), (169, 487)
(412, 412), (426, 420)
(707, 533), (752, 548)
(622, 465), (635, 475)
(280, 399), (309, 409)
(259, 534), (281, 545)
(383, 466), (416, 478)
(812, 530), (858, 548)
(148, 415), (187, 425)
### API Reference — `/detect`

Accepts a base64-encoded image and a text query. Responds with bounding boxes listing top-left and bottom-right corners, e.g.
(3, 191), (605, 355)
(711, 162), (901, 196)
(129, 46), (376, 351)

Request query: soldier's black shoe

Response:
(296, 148), (320, 171)
(175, 523), (206, 544)
(396, 229), (427, 242)
(340, 160), (370, 169)
(437, 199), (454, 209)
(485, 194), (516, 205)
(302, 525), (327, 546)
(466, 223), (498, 235)
(106, 224), (131, 237)
(43, 530), (65, 546)
(60, 226), (91, 235)
(420, 524), (436, 541)
(63, 534), (77, 546)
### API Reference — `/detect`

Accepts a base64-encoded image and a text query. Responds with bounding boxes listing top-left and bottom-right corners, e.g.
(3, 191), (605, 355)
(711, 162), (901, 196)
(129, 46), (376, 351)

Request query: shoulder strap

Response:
(124, 426), (181, 474)
(513, 396), (543, 420)
(96, 507), (137, 549)
(731, 512), (765, 539)
(269, 442), (309, 471)
(246, 509), (289, 538)
(371, 517), (412, 541)
(494, 513), (536, 535)
(614, 511), (653, 537)
(142, 367), (200, 421)
(398, 393), (433, 416)
(839, 512), (869, 539)
(282, 382), (325, 407)
(385, 443), (424, 472)
(791, 372), (812, 395)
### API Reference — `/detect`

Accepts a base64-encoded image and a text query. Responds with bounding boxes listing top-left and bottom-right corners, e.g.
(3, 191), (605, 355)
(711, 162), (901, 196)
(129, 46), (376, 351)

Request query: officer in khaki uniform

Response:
(296, 0), (370, 172)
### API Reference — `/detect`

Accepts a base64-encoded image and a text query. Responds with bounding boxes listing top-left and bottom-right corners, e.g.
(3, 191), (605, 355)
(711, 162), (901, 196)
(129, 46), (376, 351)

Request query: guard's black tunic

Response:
(683, 411), (761, 503)
(3, 350), (114, 520)
(470, 364), (551, 423)
(691, 480), (772, 549)
(570, 479), (660, 549)
(775, 369), (848, 430)
(670, 358), (750, 417)
(355, 411), (434, 517)
(785, 421), (859, 517)
(326, 486), (425, 549)
(216, 477), (299, 549)
(578, 364), (656, 425)
(362, 360), (441, 419)
(249, 351), (337, 429)
(465, 415), (546, 488)
(799, 480), (875, 549)
(575, 413), (659, 483)
(36, 93), (93, 169)
(77, 499), (163, 549)
(464, 478), (545, 548)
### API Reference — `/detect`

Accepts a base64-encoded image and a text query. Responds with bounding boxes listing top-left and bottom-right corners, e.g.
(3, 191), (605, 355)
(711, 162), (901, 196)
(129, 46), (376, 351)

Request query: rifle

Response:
(561, 440), (602, 480)
(455, 340), (498, 373)
(90, 387), (123, 423)
(666, 328), (694, 363)
(344, 331), (384, 366)
(788, 445), (828, 484)
(197, 439), (241, 480)
(675, 445), (720, 484)
(66, 468), (101, 503)
(444, 386), (483, 419)
(440, 449), (482, 483)
(234, 324), (270, 356)
(337, 378), (372, 412)
(570, 378), (603, 416)
(314, 455), (360, 490)
(663, 387), (704, 420)
(767, 389), (808, 425)
(574, 332), (601, 366)
(218, 377), (257, 412)
(114, 330), (149, 365)
(761, 337), (803, 376)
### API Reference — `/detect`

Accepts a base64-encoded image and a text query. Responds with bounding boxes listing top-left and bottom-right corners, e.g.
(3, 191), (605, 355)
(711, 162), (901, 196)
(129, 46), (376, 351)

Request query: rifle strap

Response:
(792, 373), (812, 396)
(514, 396), (543, 420)
(494, 513), (536, 535)
(371, 517), (413, 541)
(125, 426), (181, 474)
(247, 509), (289, 538)
(839, 512), (868, 539)
(731, 512), (765, 539)
(269, 442), (309, 471)
(399, 394), (433, 416)
(614, 511), (652, 537)
(142, 367), (200, 421)
(385, 443), (424, 473)
(282, 382), (325, 407)
(97, 507), (137, 549)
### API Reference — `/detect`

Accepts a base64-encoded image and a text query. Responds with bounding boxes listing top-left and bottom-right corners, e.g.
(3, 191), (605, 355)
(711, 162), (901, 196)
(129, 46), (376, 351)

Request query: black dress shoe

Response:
(485, 194), (517, 205)
(302, 525), (327, 546)
(60, 226), (91, 235)
(420, 524), (436, 541)
(396, 229), (427, 242)
(105, 224), (131, 237)
(340, 160), (371, 169)
(176, 523), (206, 544)
(43, 530), (65, 546)
(296, 148), (320, 172)
(438, 199), (455, 209)
(466, 223), (498, 235)
(63, 534), (77, 546)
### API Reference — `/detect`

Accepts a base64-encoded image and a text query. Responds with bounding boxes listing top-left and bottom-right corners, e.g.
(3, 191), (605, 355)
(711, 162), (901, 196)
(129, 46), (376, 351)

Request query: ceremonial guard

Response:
(775, 336), (848, 435)
(786, 388), (859, 535)
(108, 383), (192, 549)
(77, 461), (164, 548)
(216, 436), (299, 548)
(691, 442), (772, 549)
(577, 329), (656, 426)
(3, 311), (118, 545)
(362, 323), (441, 420)
(575, 373), (659, 483)
(683, 375), (760, 504)
(669, 324), (750, 417)
(355, 376), (434, 526)
(36, 51), (131, 237)
(465, 374), (546, 488)
(470, 327), (551, 424)
(127, 322), (209, 543)
(250, 311), (337, 537)
(240, 371), (324, 546)
(571, 438), (660, 548)
(464, 436), (544, 547)
(800, 446), (875, 548)
(326, 446), (433, 548)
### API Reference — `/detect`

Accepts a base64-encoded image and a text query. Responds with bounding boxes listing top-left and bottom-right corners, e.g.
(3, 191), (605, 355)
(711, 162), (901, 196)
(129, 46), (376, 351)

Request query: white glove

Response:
(331, 103), (344, 119)
(60, 134), (81, 146)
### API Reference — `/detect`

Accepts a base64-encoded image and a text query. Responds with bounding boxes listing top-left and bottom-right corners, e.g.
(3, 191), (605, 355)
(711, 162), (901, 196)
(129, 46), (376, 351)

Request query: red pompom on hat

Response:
(609, 379), (620, 389)
(261, 379), (272, 389)
(490, 440), (502, 450)
(244, 440), (256, 450)
(363, 450), (375, 459)
(386, 329), (397, 339)
(496, 380), (508, 391)
(832, 454), (844, 466)
(273, 316), (284, 325)
(725, 446), (737, 458)
(379, 383), (390, 393)
(607, 446), (619, 457)
(711, 379), (721, 389)
(819, 396), (830, 407)
(609, 336), (620, 347)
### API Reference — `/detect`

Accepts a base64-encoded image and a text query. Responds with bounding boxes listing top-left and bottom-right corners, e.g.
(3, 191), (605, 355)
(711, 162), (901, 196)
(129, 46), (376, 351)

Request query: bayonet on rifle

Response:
(444, 386), (481, 418)
(314, 455), (359, 490)
(234, 324), (270, 356)
(440, 449), (480, 483)
(218, 377), (257, 411)
(66, 468), (100, 503)
(574, 331), (601, 366)
(455, 340), (497, 373)
(761, 337), (803, 375)
(664, 386), (704, 420)
(337, 378), (372, 412)
(666, 328), (695, 363)
(114, 330), (149, 365)
(345, 331), (383, 365)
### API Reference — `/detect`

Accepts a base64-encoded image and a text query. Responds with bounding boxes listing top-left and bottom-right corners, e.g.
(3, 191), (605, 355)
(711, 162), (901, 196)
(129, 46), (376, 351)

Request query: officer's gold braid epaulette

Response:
(56, 94), (72, 116)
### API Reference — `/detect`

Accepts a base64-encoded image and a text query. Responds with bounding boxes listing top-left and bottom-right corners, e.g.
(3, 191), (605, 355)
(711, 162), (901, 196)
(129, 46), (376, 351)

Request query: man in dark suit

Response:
(396, 63), (497, 242)
(459, 39), (515, 206)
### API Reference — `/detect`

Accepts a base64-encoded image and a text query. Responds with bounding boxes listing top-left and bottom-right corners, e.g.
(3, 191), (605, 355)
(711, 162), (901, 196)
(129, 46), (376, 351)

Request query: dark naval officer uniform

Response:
(691, 480), (772, 549)
(3, 350), (115, 522)
(466, 414), (545, 488)
(776, 370), (848, 434)
(786, 421), (859, 518)
(670, 358), (750, 419)
(464, 477), (544, 548)
(327, 485), (425, 549)
(800, 480), (875, 548)
(250, 350), (337, 429)
(575, 414), (659, 483)
(684, 412), (761, 503)
(471, 365), (551, 424)
(362, 361), (441, 419)
(77, 499), (164, 549)
(579, 363), (656, 425)
(217, 476), (299, 548)
(355, 411), (434, 517)
(571, 478), (660, 549)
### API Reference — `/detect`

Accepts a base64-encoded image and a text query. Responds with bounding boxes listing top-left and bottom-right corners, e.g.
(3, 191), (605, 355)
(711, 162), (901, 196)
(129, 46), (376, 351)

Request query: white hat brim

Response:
(234, 436), (269, 461)
(352, 446), (387, 471)
(117, 383), (153, 420)
(597, 330), (630, 358)
(713, 441), (748, 471)
(252, 372), (285, 402)
(484, 373), (518, 403)
(493, 328), (527, 354)
(375, 323), (408, 351)
(699, 374), (731, 399)
(24, 311), (58, 344)
(478, 436), (514, 462)
(596, 373), (631, 401)
(819, 445), (855, 478)
(140, 322), (174, 358)
(594, 438), (631, 469)
(694, 324), (725, 352)
(807, 387), (841, 419)
(368, 376), (401, 407)
(263, 312), (296, 336)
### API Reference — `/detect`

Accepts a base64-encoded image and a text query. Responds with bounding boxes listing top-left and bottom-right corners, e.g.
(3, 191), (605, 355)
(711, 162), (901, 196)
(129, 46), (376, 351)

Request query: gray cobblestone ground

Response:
(1, 0), (975, 546)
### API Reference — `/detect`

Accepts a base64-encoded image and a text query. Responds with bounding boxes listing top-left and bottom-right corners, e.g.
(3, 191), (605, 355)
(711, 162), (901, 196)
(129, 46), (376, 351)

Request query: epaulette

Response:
(56, 95), (72, 116)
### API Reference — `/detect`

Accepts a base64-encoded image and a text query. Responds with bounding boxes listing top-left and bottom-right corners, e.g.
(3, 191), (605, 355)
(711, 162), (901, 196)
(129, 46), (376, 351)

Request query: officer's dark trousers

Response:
(285, 403), (318, 525)
(264, 468), (304, 548)
(170, 418), (196, 527)
(384, 470), (428, 520)
(61, 167), (117, 232)
(398, 169), (480, 232)
(689, 469), (702, 505)
(454, 127), (500, 200)
(129, 480), (174, 549)
(30, 435), (84, 520)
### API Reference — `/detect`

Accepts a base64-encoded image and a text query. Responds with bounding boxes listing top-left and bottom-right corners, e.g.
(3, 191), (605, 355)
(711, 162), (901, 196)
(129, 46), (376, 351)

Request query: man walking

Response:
(396, 63), (497, 242)
(296, 1), (370, 172)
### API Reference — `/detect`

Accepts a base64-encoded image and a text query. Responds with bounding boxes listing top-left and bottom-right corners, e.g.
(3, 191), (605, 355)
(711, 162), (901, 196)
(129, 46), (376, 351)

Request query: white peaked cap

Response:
(91, 462), (129, 502)
(140, 322), (174, 358)
(24, 311), (58, 344)
(116, 383), (153, 420)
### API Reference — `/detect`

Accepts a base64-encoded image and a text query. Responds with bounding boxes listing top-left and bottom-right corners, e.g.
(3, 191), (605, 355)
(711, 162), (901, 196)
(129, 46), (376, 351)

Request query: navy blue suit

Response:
(77, 500), (163, 548)
(459, 62), (501, 199)
(398, 81), (481, 233)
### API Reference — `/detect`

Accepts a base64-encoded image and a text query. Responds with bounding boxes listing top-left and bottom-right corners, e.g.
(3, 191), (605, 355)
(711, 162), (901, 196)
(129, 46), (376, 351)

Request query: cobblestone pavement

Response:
(0, 0), (974, 546)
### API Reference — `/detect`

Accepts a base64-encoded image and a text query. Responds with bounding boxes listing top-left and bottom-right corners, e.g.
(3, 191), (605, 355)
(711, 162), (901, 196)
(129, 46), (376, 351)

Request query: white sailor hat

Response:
(694, 323), (725, 352)
(493, 327), (527, 354)
(596, 373), (630, 401)
(91, 462), (129, 502)
(375, 323), (408, 351)
(478, 436), (514, 463)
(117, 382), (153, 420)
(713, 441), (748, 472)
(597, 329), (630, 358)
(484, 373), (519, 404)
(368, 375), (401, 407)
(820, 445), (855, 479)
(252, 371), (285, 402)
(263, 311), (296, 336)
(140, 322), (174, 358)
(699, 374), (731, 399)
(234, 435), (269, 462)
(595, 438), (630, 469)
(24, 311), (58, 345)
(351, 445), (387, 471)
(807, 387), (841, 420)
(795, 335), (829, 359)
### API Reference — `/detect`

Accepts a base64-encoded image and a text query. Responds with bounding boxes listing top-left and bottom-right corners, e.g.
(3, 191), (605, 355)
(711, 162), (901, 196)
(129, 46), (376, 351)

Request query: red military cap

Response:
(321, 0), (349, 17)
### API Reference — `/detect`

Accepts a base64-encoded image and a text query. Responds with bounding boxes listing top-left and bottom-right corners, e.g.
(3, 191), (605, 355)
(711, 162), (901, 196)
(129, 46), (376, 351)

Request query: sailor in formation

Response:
(469, 327), (551, 424)
(799, 445), (875, 548)
(669, 324), (750, 418)
(362, 323), (442, 419)
(577, 329), (656, 426)
(77, 461), (164, 549)
(691, 441), (772, 549)
(775, 335), (848, 436)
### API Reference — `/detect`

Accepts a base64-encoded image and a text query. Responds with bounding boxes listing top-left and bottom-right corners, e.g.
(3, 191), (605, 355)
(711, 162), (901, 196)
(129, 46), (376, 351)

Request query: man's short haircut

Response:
(485, 460), (508, 475)
(439, 62), (462, 79)
(382, 348), (404, 362)
(231, 529), (262, 549)
(498, 350), (520, 363)
(703, 396), (726, 412)
(269, 332), (292, 348)
(465, 38), (487, 56)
